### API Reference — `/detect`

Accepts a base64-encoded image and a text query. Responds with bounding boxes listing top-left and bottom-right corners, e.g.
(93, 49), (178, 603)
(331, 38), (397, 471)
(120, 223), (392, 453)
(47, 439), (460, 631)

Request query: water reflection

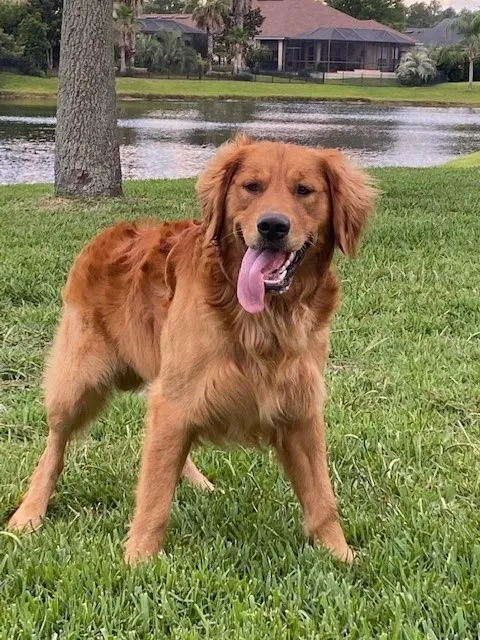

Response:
(0, 99), (479, 184)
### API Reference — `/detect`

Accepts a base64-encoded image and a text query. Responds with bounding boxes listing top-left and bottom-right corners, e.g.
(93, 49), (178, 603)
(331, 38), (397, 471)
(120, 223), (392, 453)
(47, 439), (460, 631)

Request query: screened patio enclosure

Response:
(258, 27), (414, 73)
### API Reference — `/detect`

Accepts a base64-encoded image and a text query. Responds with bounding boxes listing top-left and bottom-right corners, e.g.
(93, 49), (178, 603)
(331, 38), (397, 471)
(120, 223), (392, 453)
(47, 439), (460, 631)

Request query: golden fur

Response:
(9, 137), (375, 564)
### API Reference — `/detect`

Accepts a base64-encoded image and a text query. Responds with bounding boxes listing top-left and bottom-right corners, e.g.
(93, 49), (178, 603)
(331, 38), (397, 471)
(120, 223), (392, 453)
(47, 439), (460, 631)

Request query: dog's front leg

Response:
(125, 393), (191, 564)
(275, 416), (354, 563)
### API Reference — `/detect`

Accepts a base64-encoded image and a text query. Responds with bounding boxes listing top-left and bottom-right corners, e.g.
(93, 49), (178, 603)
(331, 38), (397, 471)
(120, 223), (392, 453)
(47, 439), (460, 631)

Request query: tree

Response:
(0, 0), (62, 71)
(214, 5), (264, 72)
(190, 0), (228, 72)
(156, 30), (194, 76)
(432, 44), (469, 82)
(406, 1), (455, 28)
(0, 26), (23, 68)
(325, 0), (406, 31)
(17, 13), (49, 74)
(0, 1), (28, 35)
(452, 11), (480, 90)
(115, 3), (138, 73)
(228, 25), (249, 73)
(442, 8), (456, 20)
(28, 0), (62, 69)
(136, 34), (163, 69)
(396, 47), (437, 85)
(54, 0), (122, 197)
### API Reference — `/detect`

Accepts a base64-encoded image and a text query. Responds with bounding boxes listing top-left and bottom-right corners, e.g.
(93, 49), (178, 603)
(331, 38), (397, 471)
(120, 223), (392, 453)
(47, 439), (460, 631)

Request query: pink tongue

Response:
(237, 248), (287, 314)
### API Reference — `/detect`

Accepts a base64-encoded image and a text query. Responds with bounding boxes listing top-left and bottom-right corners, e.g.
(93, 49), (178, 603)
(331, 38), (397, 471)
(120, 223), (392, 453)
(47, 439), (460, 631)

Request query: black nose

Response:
(257, 214), (291, 242)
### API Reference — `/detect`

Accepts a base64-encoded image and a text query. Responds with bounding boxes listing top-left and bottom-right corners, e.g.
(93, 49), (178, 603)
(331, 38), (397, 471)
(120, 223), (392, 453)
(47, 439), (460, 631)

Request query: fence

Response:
(141, 69), (400, 87)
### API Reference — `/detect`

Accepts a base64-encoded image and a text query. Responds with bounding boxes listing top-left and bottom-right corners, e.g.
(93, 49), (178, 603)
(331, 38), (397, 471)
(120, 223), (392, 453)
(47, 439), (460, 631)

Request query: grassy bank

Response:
(1, 71), (480, 105)
(1, 168), (480, 637)
(444, 151), (480, 167)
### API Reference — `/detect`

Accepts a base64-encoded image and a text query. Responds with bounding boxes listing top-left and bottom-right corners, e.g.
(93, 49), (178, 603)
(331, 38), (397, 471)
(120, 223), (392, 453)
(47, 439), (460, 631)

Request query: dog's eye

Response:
(244, 182), (260, 194)
(296, 185), (313, 196)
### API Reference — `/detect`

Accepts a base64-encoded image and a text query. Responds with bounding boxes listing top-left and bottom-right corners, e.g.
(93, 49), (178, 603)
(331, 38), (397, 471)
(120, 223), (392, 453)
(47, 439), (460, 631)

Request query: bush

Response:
(396, 48), (437, 86)
(211, 64), (233, 73)
(431, 44), (480, 82)
(297, 69), (312, 79)
(233, 72), (254, 81)
(245, 45), (270, 73)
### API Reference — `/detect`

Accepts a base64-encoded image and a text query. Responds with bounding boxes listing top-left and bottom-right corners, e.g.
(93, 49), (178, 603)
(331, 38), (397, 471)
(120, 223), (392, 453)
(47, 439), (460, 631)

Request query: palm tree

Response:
(230, 0), (250, 29)
(229, 0), (251, 73)
(228, 25), (249, 74)
(115, 3), (138, 73)
(396, 48), (437, 85)
(157, 31), (188, 77)
(452, 11), (480, 90)
(136, 34), (163, 69)
(189, 0), (229, 72)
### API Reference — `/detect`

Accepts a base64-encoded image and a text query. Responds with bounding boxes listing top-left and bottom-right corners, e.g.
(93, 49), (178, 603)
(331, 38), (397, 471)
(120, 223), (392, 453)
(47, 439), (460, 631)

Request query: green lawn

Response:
(444, 151), (480, 168)
(1, 71), (480, 105)
(1, 169), (480, 637)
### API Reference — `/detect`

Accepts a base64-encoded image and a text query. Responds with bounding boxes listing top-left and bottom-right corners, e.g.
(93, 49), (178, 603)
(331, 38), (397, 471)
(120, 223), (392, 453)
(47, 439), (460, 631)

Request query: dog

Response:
(8, 136), (375, 564)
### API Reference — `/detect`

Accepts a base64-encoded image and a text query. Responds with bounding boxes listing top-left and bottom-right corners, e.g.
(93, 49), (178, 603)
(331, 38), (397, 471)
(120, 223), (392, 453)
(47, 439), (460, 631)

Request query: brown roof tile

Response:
(253, 0), (406, 39)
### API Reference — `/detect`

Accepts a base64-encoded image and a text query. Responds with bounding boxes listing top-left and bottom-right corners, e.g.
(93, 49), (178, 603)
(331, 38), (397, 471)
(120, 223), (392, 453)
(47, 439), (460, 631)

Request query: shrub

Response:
(431, 44), (480, 82)
(233, 71), (254, 81)
(297, 68), (312, 79)
(211, 63), (233, 73)
(245, 45), (270, 73)
(396, 48), (437, 86)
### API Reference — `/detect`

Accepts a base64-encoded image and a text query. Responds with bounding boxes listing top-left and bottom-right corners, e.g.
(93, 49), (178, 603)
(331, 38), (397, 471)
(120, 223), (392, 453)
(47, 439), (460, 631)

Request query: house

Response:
(252, 0), (415, 72)
(137, 14), (207, 56)
(405, 18), (462, 48)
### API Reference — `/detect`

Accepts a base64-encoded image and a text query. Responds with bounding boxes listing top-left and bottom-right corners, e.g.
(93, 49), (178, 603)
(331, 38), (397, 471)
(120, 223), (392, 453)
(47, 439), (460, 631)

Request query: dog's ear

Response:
(319, 149), (376, 257)
(196, 134), (253, 244)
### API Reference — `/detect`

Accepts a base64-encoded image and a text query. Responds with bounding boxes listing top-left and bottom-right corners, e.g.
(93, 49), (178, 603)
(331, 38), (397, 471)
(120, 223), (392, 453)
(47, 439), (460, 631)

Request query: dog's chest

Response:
(192, 343), (326, 447)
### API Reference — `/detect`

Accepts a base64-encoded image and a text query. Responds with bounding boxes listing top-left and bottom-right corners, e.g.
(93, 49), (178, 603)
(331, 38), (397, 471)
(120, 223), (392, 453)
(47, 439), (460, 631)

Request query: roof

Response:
(137, 14), (204, 35)
(296, 26), (414, 44)
(253, 0), (414, 44)
(405, 18), (462, 46)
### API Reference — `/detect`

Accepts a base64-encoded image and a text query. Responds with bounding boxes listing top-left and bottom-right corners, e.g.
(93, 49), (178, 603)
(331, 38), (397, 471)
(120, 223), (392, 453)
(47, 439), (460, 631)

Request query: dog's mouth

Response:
(236, 244), (308, 314)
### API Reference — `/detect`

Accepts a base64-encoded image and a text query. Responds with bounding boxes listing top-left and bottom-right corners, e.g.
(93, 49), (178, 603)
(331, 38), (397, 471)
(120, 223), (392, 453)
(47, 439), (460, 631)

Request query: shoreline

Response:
(1, 90), (480, 108)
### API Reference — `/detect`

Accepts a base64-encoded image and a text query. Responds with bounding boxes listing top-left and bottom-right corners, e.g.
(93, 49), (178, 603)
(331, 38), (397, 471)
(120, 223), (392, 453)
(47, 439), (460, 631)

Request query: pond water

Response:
(1, 99), (480, 184)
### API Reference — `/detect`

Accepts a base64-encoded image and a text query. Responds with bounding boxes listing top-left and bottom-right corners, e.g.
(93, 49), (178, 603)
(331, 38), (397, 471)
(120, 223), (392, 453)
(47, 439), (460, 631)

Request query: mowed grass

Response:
(1, 169), (480, 638)
(1, 71), (480, 105)
(444, 151), (480, 168)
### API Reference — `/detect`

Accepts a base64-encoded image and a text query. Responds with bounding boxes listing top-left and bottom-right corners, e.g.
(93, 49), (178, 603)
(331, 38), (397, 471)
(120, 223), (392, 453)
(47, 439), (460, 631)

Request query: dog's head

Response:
(196, 136), (375, 314)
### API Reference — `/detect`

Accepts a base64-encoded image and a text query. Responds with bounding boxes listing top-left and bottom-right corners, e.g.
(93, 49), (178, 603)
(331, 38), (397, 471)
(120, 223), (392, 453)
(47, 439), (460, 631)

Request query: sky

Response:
(405, 0), (480, 10)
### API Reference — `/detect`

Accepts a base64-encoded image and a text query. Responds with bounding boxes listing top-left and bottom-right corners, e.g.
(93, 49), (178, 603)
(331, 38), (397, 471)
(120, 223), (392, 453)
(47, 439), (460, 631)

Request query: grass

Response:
(444, 152), (480, 168)
(1, 168), (480, 638)
(1, 71), (480, 105)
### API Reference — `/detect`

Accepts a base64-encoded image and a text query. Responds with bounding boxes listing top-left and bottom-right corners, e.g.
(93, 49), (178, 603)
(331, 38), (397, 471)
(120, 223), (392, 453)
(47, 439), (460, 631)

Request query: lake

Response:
(1, 99), (480, 184)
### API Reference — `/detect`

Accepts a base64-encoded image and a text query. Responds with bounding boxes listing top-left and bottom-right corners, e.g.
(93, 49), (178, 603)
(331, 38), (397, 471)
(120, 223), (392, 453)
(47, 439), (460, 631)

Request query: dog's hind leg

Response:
(181, 455), (214, 492)
(8, 307), (115, 532)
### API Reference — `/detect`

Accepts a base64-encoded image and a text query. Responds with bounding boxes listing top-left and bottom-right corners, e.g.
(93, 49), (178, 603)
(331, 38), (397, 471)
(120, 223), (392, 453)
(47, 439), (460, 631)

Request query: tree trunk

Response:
(120, 41), (127, 74)
(469, 57), (474, 90)
(128, 31), (136, 70)
(233, 42), (242, 74)
(207, 30), (213, 73)
(55, 0), (122, 197)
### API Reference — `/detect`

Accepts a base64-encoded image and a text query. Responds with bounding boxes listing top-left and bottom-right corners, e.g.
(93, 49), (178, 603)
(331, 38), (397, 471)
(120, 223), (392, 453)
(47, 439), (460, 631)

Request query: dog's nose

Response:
(257, 214), (291, 242)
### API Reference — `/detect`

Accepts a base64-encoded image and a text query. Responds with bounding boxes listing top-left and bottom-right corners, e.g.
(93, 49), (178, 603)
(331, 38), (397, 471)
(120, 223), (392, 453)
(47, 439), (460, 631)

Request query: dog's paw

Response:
(190, 474), (215, 492)
(124, 541), (163, 566)
(8, 508), (44, 533)
(332, 544), (356, 564)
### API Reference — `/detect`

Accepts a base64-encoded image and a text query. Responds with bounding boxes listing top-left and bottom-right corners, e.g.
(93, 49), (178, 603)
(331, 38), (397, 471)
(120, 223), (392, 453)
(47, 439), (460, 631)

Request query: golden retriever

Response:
(8, 136), (375, 564)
